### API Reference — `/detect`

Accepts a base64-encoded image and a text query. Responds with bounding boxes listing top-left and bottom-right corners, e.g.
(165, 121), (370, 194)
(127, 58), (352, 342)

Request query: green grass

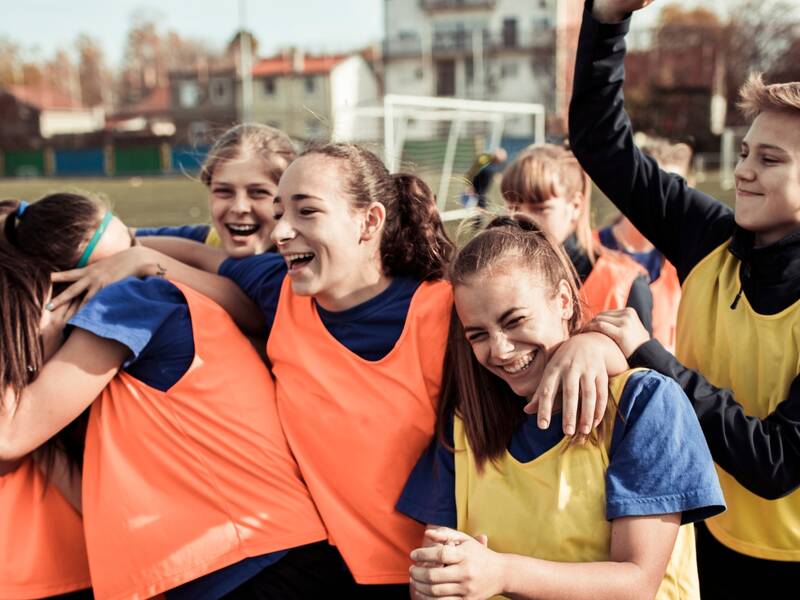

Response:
(0, 170), (735, 231)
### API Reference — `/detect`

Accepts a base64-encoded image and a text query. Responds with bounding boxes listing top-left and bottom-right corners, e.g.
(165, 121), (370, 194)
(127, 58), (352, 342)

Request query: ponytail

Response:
(302, 143), (455, 281)
(381, 173), (454, 281)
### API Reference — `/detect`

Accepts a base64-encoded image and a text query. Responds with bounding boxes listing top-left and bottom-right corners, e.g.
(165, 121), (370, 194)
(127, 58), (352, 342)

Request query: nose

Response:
(271, 216), (296, 246)
(488, 332), (515, 361)
(231, 189), (251, 214)
(734, 154), (755, 183)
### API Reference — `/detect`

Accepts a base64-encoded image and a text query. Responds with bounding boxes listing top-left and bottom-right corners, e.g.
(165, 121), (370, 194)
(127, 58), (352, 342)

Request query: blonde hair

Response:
(500, 144), (595, 262)
(640, 138), (693, 179)
(738, 73), (800, 121)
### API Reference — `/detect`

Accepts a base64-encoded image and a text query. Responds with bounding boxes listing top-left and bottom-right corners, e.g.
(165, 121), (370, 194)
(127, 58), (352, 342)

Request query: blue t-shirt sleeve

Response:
(67, 277), (194, 391)
(606, 370), (725, 525)
(219, 253), (287, 333)
(396, 417), (457, 528)
(135, 224), (211, 243)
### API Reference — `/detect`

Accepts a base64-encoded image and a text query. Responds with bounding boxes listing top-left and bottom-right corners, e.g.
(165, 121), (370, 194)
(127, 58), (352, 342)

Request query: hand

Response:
(525, 332), (627, 436)
(584, 308), (651, 358)
(593, 0), (656, 23)
(49, 246), (158, 310)
(40, 298), (80, 362)
(410, 527), (501, 600)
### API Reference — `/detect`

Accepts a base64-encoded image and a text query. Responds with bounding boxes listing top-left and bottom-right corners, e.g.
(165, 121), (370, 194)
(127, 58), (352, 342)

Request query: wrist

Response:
(134, 246), (165, 278)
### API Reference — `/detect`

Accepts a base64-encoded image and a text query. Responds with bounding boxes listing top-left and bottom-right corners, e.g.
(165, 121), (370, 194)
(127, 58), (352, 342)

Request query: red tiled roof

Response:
(251, 53), (349, 77)
(4, 84), (88, 111)
(118, 85), (171, 116)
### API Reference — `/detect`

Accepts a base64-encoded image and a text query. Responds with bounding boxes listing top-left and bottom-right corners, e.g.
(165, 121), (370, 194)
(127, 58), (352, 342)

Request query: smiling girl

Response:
(0, 193), (334, 600)
(399, 216), (724, 600)
(137, 124), (296, 257)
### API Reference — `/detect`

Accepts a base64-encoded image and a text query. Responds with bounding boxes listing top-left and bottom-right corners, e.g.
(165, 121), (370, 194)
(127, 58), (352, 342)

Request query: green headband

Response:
(75, 212), (113, 268)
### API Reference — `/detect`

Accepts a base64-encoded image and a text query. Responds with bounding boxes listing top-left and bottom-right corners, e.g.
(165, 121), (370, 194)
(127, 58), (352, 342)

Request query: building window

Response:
(502, 18), (518, 48)
(188, 121), (209, 145)
(178, 81), (199, 108)
(415, 67), (424, 79)
(305, 76), (316, 94)
(264, 78), (276, 95)
(465, 56), (474, 84)
(209, 78), (231, 106)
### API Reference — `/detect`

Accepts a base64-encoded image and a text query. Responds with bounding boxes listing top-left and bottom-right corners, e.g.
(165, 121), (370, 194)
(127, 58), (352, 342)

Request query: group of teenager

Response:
(0, 1), (797, 598)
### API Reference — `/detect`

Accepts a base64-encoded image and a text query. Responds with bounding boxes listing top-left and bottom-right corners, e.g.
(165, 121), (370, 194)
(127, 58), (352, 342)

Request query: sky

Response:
(0, 0), (732, 68)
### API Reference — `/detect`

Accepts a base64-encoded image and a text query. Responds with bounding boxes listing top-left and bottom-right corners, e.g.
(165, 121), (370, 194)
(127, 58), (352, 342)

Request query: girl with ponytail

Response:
(48, 142), (455, 596)
(398, 215), (724, 600)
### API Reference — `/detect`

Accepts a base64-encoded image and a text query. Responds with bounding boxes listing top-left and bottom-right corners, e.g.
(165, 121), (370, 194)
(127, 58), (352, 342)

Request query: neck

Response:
(754, 223), (800, 248)
(315, 264), (392, 312)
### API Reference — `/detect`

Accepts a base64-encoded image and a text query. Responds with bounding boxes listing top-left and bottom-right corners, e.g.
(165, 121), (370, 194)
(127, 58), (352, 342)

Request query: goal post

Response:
(333, 94), (546, 222)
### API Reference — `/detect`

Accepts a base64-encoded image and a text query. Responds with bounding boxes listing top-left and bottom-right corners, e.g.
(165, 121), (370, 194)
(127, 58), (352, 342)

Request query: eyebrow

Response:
(462, 307), (523, 333)
(742, 141), (788, 154)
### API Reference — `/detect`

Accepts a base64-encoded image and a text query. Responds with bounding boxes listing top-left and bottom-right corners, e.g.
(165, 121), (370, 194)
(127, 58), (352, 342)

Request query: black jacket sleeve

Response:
(630, 339), (800, 500)
(625, 274), (653, 336)
(569, 2), (735, 282)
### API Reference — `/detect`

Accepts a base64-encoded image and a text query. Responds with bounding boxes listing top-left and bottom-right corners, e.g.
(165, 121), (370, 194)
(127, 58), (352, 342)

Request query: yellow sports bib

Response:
(204, 226), (223, 248)
(454, 369), (698, 599)
(677, 241), (800, 561)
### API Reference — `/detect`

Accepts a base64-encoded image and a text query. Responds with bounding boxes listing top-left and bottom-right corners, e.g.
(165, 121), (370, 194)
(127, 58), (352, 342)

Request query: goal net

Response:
(333, 94), (546, 222)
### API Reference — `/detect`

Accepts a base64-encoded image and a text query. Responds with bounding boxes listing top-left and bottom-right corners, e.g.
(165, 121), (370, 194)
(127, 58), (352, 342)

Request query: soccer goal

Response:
(333, 94), (546, 222)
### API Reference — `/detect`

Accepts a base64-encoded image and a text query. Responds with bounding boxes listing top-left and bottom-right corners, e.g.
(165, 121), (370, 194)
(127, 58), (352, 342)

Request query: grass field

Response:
(0, 171), (735, 230)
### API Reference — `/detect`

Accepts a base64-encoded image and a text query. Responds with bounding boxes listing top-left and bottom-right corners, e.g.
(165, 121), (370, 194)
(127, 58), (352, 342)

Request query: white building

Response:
(382, 0), (583, 136)
(250, 50), (380, 141)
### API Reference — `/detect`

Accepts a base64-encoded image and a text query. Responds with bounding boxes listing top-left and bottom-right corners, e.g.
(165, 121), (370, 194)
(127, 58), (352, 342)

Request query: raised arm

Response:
(569, 0), (734, 280)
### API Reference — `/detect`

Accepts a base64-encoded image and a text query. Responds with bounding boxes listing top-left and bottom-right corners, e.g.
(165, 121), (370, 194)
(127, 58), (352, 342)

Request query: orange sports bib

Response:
(83, 282), (326, 600)
(268, 278), (453, 583)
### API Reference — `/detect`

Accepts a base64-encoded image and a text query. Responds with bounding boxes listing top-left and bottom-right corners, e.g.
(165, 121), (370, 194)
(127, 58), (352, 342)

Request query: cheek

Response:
(209, 197), (231, 221)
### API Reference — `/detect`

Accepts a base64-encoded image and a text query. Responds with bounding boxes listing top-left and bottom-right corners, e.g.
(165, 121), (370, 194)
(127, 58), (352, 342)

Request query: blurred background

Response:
(1, 0), (798, 227)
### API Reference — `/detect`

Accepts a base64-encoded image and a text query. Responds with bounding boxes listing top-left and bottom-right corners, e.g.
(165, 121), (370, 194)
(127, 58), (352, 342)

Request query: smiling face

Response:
(734, 110), (800, 246)
(208, 151), (279, 257)
(270, 154), (386, 308)
(454, 266), (573, 398)
(511, 194), (581, 245)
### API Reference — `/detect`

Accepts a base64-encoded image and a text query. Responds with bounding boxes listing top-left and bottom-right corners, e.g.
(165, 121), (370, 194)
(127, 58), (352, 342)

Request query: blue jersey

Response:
(220, 253), (421, 360)
(135, 224), (211, 243)
(397, 370), (724, 527)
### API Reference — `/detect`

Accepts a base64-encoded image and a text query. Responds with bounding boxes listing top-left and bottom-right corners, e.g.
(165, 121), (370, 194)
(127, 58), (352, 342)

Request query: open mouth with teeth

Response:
(225, 223), (261, 237)
(499, 351), (536, 375)
(284, 252), (316, 272)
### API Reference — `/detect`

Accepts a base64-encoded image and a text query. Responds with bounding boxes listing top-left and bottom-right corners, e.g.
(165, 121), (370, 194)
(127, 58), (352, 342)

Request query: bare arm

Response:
(411, 515), (679, 600)
(138, 235), (227, 274)
(50, 245), (264, 336)
(0, 330), (127, 461)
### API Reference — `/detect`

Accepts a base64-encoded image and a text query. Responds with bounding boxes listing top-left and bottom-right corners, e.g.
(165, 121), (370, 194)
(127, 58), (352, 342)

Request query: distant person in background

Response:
(461, 147), (507, 208)
(501, 144), (654, 333)
(597, 137), (692, 352)
(136, 123), (297, 257)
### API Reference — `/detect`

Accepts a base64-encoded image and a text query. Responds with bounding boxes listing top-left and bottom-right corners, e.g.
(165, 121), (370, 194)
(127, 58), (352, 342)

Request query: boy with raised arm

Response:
(569, 0), (800, 595)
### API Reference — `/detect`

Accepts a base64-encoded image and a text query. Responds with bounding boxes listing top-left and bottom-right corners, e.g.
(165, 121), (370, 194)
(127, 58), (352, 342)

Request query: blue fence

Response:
(54, 148), (106, 176)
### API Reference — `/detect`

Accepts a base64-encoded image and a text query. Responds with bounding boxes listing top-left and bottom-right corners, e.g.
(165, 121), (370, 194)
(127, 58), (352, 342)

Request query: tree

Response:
(76, 35), (110, 107)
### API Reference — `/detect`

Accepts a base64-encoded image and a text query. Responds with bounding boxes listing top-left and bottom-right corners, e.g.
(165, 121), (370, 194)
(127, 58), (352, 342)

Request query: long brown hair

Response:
(500, 144), (595, 262)
(3, 193), (105, 270)
(437, 214), (585, 470)
(302, 142), (455, 281)
(0, 245), (86, 479)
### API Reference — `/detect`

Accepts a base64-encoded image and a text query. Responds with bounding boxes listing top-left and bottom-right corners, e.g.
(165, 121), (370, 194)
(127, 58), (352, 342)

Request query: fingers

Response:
(475, 534), (489, 547)
(411, 543), (463, 566)
(51, 268), (88, 283)
(528, 364), (559, 426)
(410, 579), (463, 598)
(594, 370), (609, 429)
(424, 527), (471, 545)
(561, 366), (580, 436)
(48, 279), (91, 311)
(577, 370), (596, 435)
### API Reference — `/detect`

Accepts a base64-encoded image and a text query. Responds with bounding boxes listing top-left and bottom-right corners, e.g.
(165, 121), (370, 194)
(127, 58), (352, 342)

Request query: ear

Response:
(360, 201), (386, 243)
(555, 278), (575, 322)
